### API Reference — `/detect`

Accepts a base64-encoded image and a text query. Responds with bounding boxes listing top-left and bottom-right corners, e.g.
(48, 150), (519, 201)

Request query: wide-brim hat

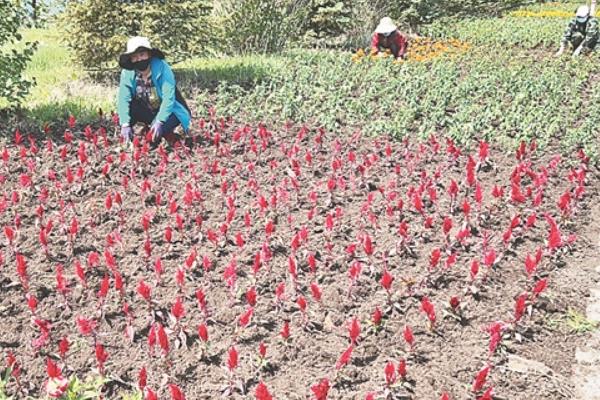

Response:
(576, 5), (590, 22)
(375, 17), (398, 34)
(119, 36), (165, 70)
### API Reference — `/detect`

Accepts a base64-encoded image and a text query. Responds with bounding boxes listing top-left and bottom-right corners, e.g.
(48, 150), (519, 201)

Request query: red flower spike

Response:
(26, 293), (38, 313)
(246, 286), (257, 306)
(171, 297), (186, 321)
(239, 307), (254, 328)
(403, 325), (414, 350)
(255, 381), (273, 400)
(138, 366), (147, 391)
(227, 346), (238, 371)
(98, 274), (110, 301)
(168, 384), (186, 400)
(472, 365), (490, 392)
(449, 296), (460, 310)
(514, 292), (528, 322)
(310, 282), (322, 302)
(397, 359), (407, 379)
(372, 307), (383, 326)
(336, 344), (353, 370)
(137, 280), (152, 303)
(380, 270), (394, 293)
(311, 378), (330, 400)
(156, 323), (169, 355)
(478, 387), (494, 400)
(76, 316), (97, 337)
(384, 361), (396, 386)
(259, 342), (267, 359)
(58, 337), (69, 360)
(95, 342), (109, 373)
(198, 323), (209, 342)
(421, 297), (436, 327)
(532, 278), (548, 299)
(46, 357), (61, 378)
(280, 321), (290, 340)
(348, 317), (360, 344)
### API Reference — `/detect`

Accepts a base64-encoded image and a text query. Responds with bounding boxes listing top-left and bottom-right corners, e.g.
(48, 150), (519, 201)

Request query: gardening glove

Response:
(572, 45), (584, 58)
(121, 125), (133, 142)
(554, 44), (565, 57)
(150, 121), (164, 142)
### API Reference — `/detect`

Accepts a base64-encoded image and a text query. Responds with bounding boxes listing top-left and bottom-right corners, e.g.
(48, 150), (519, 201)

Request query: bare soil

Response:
(0, 118), (597, 400)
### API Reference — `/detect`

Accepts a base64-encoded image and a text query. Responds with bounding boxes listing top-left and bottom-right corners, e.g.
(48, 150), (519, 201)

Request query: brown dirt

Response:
(0, 118), (598, 400)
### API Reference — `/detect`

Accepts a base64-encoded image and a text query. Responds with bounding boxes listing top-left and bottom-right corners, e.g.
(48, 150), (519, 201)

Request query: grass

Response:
(0, 27), (115, 132)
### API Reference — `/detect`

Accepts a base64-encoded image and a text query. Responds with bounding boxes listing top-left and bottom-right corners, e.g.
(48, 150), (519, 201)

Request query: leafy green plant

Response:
(566, 309), (599, 334)
(0, 367), (14, 400)
(56, 375), (108, 400)
(0, 0), (37, 107)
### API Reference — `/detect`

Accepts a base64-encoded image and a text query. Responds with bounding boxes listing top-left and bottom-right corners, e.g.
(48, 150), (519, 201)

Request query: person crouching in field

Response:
(555, 5), (599, 57)
(371, 17), (408, 60)
(117, 36), (191, 146)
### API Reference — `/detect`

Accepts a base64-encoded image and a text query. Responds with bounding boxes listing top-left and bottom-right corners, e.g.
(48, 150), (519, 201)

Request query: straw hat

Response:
(375, 17), (398, 34)
(119, 36), (165, 70)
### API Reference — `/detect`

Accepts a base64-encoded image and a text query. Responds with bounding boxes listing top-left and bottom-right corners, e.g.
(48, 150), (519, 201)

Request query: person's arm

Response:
(556, 20), (574, 56)
(582, 18), (599, 49)
(155, 61), (176, 124)
(397, 33), (408, 58)
(371, 33), (379, 54)
(117, 70), (133, 126)
(563, 20), (575, 45)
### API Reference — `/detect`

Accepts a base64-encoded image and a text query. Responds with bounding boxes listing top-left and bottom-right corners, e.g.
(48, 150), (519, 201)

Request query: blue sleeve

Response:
(117, 70), (134, 126)
(155, 60), (176, 124)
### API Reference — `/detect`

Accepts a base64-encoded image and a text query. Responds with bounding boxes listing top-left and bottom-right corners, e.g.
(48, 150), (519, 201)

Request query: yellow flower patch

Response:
(352, 38), (470, 64)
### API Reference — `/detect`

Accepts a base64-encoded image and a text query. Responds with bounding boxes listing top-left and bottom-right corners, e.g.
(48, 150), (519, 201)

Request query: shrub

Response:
(0, 0), (37, 107)
(217, 0), (307, 55)
(60, 0), (212, 69)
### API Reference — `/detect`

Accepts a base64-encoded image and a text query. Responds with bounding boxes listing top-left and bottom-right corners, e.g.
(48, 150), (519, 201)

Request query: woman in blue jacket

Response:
(117, 36), (191, 145)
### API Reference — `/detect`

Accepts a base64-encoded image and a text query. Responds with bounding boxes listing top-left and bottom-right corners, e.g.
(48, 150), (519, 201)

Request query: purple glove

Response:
(121, 125), (133, 142)
(151, 121), (164, 142)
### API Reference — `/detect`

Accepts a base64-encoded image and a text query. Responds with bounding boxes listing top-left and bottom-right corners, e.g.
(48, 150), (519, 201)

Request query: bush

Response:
(0, 0), (37, 107)
(217, 0), (308, 55)
(301, 0), (354, 47)
(60, 0), (212, 70)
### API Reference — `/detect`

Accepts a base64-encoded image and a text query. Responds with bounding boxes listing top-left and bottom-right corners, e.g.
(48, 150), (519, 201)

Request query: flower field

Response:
(0, 108), (597, 399)
(1, 1), (600, 400)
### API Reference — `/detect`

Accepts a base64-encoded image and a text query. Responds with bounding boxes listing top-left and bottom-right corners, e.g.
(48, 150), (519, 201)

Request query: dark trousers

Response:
(130, 98), (181, 135)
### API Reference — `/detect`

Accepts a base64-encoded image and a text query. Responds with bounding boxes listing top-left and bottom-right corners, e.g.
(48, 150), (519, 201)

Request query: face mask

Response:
(132, 58), (150, 71)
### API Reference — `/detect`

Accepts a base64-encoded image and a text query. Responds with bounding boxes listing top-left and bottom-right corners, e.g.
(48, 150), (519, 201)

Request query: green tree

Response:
(0, 0), (37, 107)
(302, 0), (353, 47)
(60, 0), (212, 70)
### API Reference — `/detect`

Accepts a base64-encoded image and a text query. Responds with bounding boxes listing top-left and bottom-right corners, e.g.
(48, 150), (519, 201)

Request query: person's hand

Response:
(121, 125), (133, 142)
(150, 121), (164, 142)
(572, 45), (583, 58)
(554, 44), (565, 57)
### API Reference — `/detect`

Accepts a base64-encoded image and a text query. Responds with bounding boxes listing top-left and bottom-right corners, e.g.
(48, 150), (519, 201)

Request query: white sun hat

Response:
(118, 36), (165, 70)
(375, 17), (398, 34)
(576, 5), (590, 22)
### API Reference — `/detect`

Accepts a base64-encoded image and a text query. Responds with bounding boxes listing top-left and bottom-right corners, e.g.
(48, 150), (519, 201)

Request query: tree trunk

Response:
(592, 0), (597, 17)
(31, 0), (37, 24)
